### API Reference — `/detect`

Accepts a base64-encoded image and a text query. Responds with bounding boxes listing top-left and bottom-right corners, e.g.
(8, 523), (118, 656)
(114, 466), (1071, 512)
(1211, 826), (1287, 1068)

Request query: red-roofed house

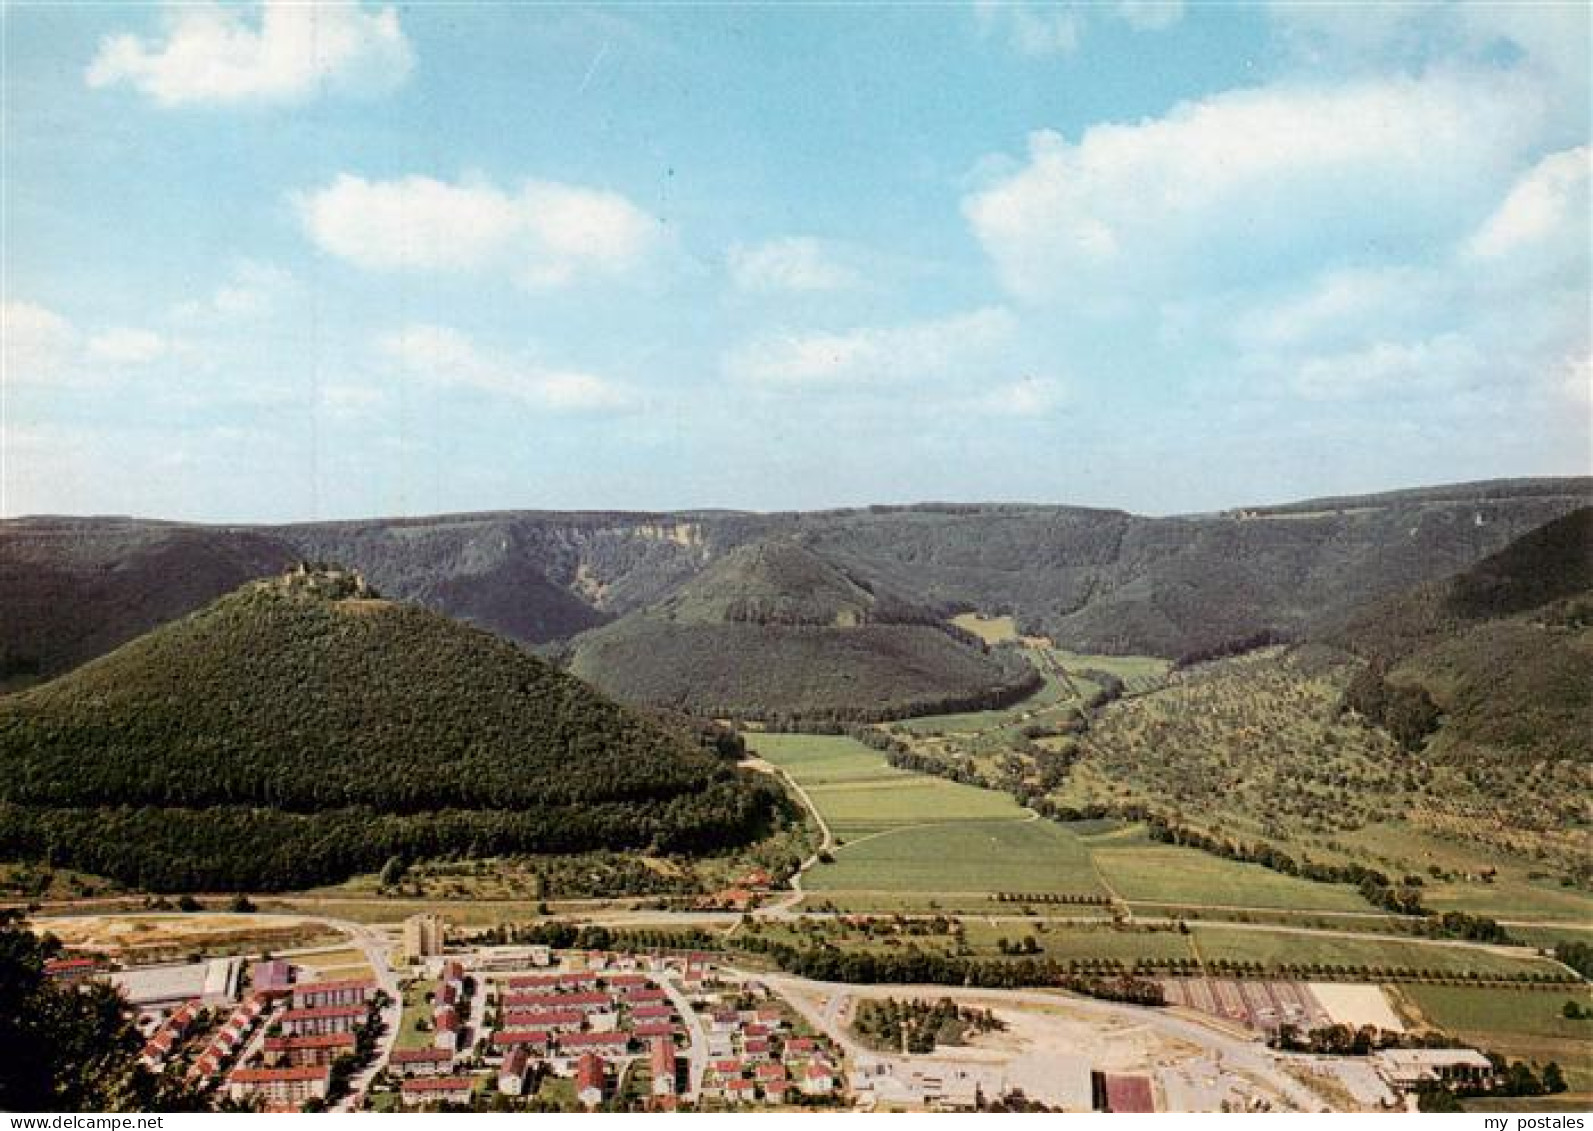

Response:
(498, 1047), (530, 1096)
(264, 1032), (355, 1068)
(802, 1063), (835, 1096)
(491, 1028), (552, 1052)
(650, 1038), (677, 1097)
(400, 1077), (476, 1107)
(576, 1053), (605, 1109)
(558, 1031), (628, 1054)
(501, 1007), (585, 1032)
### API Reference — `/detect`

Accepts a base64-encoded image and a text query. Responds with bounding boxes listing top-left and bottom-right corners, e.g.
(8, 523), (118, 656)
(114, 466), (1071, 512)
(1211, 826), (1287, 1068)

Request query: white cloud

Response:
(1232, 266), (1450, 354)
(964, 73), (1545, 304)
(87, 327), (169, 365)
(171, 262), (295, 323)
(2, 301), (77, 382)
(297, 173), (661, 287)
(725, 307), (1016, 389)
(378, 324), (633, 411)
(86, 0), (413, 106)
(1466, 145), (1590, 262)
(728, 238), (861, 293)
(1285, 334), (1488, 402)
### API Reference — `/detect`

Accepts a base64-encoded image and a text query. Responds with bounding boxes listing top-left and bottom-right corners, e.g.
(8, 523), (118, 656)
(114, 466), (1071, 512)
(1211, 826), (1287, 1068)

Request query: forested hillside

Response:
(566, 540), (1037, 722)
(2, 478), (1586, 680)
(0, 567), (779, 890)
(1326, 507), (1593, 767)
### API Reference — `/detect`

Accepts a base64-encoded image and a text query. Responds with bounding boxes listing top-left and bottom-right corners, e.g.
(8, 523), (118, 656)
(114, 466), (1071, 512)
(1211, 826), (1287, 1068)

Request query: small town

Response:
(36, 910), (1515, 1114)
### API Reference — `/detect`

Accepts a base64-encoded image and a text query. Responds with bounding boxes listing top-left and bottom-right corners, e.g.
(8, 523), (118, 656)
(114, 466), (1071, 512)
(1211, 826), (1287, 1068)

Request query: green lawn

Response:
(1093, 845), (1373, 912)
(395, 979), (438, 1051)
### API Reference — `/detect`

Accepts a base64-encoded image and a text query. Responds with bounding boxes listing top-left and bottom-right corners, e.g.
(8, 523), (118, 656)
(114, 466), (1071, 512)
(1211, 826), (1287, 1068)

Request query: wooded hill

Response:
(0, 567), (779, 890)
(565, 539), (1038, 723)
(1325, 506), (1592, 767)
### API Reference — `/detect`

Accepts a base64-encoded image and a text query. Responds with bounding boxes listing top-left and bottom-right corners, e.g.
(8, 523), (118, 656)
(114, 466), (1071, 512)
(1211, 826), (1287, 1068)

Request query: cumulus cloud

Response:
(963, 72), (1545, 304)
(378, 324), (633, 411)
(725, 308), (1016, 389)
(728, 238), (861, 293)
(1465, 146), (1590, 262)
(3, 301), (77, 382)
(297, 173), (662, 287)
(86, 0), (412, 107)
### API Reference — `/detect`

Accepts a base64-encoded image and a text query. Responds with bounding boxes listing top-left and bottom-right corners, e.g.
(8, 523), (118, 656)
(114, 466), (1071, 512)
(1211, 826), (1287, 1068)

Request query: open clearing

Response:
(27, 912), (341, 957)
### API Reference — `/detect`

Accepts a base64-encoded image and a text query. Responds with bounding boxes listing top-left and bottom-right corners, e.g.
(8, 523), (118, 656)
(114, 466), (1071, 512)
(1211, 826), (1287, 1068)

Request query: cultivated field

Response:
(1396, 984), (1593, 1091)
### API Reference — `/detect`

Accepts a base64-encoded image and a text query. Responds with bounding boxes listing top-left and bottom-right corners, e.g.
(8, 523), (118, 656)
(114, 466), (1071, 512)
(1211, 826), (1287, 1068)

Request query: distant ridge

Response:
(2, 476), (1587, 683)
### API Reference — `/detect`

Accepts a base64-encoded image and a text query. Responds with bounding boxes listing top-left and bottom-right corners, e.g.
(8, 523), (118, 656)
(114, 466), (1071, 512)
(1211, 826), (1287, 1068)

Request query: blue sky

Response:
(3, 1), (1588, 522)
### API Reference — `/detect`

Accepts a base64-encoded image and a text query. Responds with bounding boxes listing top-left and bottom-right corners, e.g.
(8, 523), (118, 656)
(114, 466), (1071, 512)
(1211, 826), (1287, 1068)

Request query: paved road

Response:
(657, 971), (708, 1099)
(333, 920), (401, 1111)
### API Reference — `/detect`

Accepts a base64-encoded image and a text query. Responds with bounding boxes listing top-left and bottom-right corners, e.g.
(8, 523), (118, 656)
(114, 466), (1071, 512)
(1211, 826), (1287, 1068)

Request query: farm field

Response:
(751, 734), (1387, 914)
(959, 921), (1197, 965)
(807, 819), (1106, 895)
(949, 613), (1021, 644)
(1190, 925), (1569, 980)
(1397, 984), (1593, 1091)
(1091, 845), (1372, 912)
(1049, 649), (1172, 695)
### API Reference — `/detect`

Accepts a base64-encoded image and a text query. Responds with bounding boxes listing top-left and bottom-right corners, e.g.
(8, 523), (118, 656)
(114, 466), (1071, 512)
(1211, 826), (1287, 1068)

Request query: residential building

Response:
(227, 1066), (330, 1107)
(402, 914), (446, 964)
(650, 1038), (676, 1097)
(291, 978), (374, 1010)
(389, 1048), (456, 1077)
(263, 1032), (355, 1068)
(280, 1004), (367, 1036)
(576, 1053), (605, 1109)
(498, 1047), (530, 1096)
(400, 1077), (476, 1107)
